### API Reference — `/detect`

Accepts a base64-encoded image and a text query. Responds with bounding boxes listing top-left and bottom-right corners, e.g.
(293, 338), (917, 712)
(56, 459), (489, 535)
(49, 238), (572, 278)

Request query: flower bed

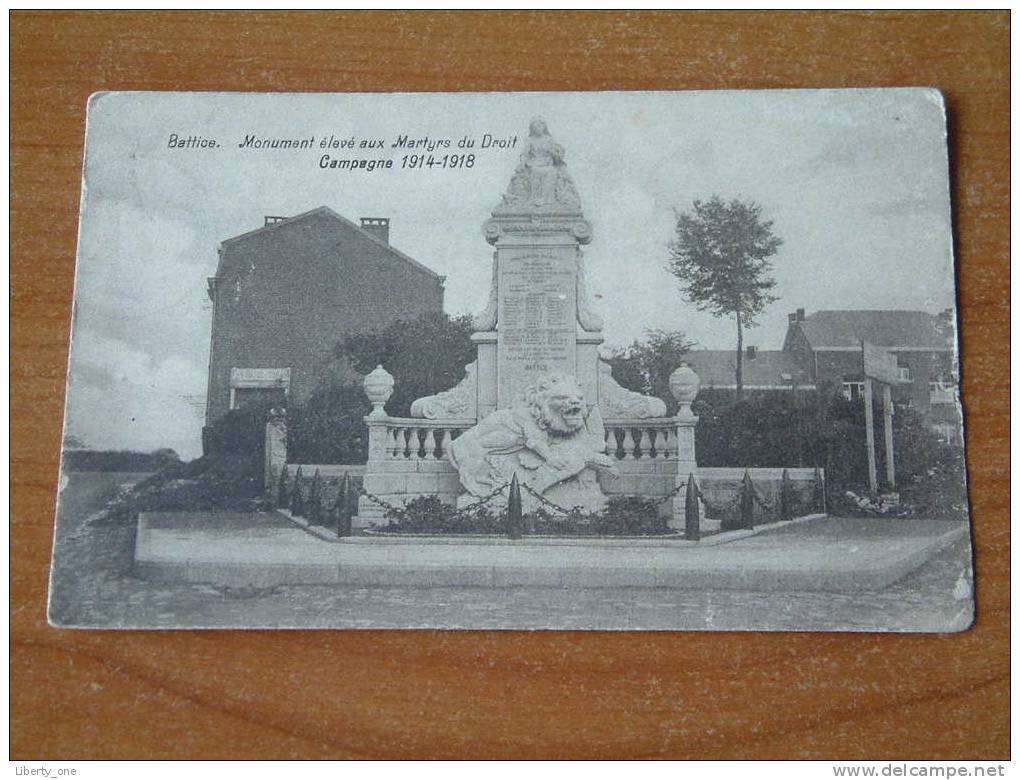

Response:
(374, 495), (675, 537)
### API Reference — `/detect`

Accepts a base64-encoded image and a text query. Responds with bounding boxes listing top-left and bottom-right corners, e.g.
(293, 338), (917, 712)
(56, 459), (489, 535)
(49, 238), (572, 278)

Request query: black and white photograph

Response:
(48, 89), (972, 631)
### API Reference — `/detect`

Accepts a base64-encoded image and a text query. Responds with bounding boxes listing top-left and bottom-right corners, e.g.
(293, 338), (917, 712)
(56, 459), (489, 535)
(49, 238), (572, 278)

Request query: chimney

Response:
(746, 345), (757, 360)
(360, 217), (390, 245)
(797, 308), (805, 321)
(788, 312), (798, 324)
(264, 215), (287, 226)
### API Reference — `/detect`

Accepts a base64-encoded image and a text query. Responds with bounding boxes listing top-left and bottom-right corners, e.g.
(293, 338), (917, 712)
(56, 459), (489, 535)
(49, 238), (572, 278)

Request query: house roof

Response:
(684, 349), (813, 390)
(218, 206), (443, 281)
(797, 310), (949, 351)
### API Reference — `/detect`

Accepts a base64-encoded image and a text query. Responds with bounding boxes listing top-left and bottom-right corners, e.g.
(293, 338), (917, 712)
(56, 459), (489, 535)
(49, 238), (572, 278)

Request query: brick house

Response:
(203, 207), (445, 444)
(683, 308), (960, 443)
(782, 308), (959, 441)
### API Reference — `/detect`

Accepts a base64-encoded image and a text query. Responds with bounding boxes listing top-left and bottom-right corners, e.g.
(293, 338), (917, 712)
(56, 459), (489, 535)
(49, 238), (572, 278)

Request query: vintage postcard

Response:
(49, 89), (972, 630)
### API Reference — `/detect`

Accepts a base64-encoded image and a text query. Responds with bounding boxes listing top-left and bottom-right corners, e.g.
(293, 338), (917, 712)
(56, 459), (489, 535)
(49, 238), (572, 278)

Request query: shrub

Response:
(61, 447), (181, 473)
(307, 470), (323, 525)
(289, 467), (306, 517)
(276, 467), (289, 508)
(341, 312), (477, 418)
(286, 384), (371, 464)
(376, 495), (673, 536)
(603, 330), (694, 416)
(689, 385), (967, 520)
(283, 312), (477, 464)
(87, 449), (268, 526)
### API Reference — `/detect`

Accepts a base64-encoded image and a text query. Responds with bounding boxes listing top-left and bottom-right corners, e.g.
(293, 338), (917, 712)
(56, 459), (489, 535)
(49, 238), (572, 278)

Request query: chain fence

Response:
(359, 480), (511, 524)
(281, 465), (823, 538)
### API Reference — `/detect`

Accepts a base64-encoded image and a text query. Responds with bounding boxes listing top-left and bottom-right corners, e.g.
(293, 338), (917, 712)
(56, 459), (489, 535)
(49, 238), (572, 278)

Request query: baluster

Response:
(400, 427), (411, 458)
(658, 427), (672, 459)
(603, 428), (612, 456)
(621, 428), (636, 460)
(423, 428), (437, 459)
(634, 428), (648, 459)
(387, 427), (399, 458)
(433, 428), (447, 459)
(647, 428), (658, 459)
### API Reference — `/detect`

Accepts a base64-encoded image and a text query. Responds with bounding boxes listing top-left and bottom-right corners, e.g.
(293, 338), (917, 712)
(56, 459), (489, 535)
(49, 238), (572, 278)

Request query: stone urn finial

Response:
(670, 363), (701, 420)
(364, 365), (394, 418)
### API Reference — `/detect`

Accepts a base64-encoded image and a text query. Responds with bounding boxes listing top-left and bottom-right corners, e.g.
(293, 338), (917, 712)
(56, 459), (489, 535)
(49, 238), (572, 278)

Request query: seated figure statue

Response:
(447, 373), (617, 513)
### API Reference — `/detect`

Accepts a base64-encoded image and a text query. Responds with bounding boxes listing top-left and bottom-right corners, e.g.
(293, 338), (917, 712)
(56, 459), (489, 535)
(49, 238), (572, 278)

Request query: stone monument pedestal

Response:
(370, 118), (698, 524)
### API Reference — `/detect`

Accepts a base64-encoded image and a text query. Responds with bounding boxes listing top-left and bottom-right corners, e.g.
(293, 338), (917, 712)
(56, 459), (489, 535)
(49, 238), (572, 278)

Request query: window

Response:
(232, 386), (286, 410)
(229, 367), (291, 410)
(897, 366), (911, 382)
(841, 382), (865, 402)
(932, 423), (958, 445)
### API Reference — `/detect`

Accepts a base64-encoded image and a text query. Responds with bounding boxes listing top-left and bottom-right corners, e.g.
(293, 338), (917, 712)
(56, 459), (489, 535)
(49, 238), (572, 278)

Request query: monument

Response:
(407, 118), (669, 513)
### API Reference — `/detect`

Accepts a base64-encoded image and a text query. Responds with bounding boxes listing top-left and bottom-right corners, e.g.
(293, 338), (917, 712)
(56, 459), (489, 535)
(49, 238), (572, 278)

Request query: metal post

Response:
(882, 383), (896, 489)
(863, 377), (878, 495)
(684, 472), (700, 541)
(507, 473), (523, 540)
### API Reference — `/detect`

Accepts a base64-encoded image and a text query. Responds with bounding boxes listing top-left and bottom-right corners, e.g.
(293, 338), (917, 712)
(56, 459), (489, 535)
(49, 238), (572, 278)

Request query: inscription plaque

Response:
(497, 251), (577, 406)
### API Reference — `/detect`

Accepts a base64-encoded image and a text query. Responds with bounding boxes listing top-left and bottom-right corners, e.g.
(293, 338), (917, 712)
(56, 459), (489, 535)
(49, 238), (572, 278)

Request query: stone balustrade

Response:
(367, 416), (474, 462)
(357, 364), (704, 528)
(368, 415), (687, 464)
(602, 418), (678, 461)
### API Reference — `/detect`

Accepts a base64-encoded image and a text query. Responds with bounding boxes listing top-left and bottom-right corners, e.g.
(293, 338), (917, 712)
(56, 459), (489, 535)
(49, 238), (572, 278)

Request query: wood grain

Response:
(10, 11), (1009, 759)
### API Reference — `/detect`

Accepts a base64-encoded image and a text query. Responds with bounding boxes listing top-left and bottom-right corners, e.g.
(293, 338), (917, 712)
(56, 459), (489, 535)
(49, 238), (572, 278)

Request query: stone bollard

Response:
(780, 468), (793, 522)
(507, 473), (523, 540)
(813, 465), (826, 514)
(336, 471), (353, 538)
(684, 472), (701, 541)
(308, 469), (323, 525)
(738, 469), (755, 531)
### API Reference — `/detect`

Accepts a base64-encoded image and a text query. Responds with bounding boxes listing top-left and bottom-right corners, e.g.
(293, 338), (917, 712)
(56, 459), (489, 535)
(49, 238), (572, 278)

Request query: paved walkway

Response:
(50, 474), (973, 631)
(135, 512), (968, 593)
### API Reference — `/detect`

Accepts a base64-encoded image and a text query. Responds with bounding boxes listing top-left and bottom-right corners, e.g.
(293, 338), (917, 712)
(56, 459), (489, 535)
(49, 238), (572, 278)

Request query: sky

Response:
(64, 89), (955, 459)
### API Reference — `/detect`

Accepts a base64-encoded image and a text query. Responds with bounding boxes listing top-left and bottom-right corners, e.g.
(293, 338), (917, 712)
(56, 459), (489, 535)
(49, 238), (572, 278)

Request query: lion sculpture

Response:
(447, 373), (617, 513)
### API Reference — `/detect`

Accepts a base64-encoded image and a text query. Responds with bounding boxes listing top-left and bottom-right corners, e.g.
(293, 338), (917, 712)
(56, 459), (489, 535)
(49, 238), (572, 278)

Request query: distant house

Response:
(685, 347), (814, 392)
(686, 308), (960, 443)
(203, 207), (445, 445)
(783, 308), (960, 442)
(783, 307), (954, 392)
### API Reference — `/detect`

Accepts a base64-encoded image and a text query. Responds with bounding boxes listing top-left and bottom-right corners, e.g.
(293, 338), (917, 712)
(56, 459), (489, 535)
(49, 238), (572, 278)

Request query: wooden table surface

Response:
(10, 11), (1009, 759)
